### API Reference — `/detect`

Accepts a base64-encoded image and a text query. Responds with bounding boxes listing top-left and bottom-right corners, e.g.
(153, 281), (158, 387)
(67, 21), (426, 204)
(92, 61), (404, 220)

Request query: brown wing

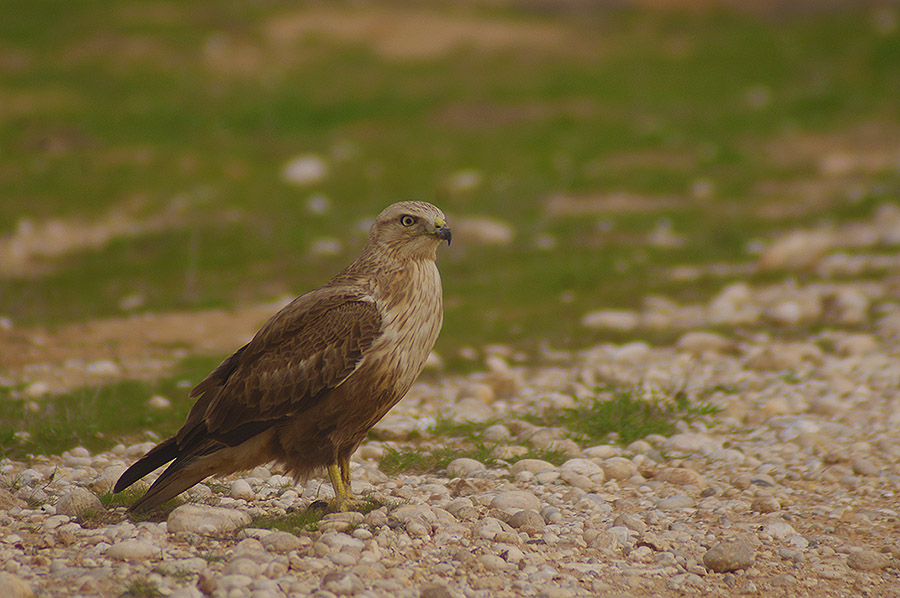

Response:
(176, 289), (381, 449)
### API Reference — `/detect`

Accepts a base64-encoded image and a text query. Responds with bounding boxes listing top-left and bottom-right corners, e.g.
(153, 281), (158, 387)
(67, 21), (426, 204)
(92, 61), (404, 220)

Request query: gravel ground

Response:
(3, 311), (900, 598)
(2, 206), (900, 598)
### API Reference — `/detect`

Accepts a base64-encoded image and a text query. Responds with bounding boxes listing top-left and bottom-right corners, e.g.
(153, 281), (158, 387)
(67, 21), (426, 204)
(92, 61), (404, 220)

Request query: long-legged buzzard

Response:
(115, 201), (451, 512)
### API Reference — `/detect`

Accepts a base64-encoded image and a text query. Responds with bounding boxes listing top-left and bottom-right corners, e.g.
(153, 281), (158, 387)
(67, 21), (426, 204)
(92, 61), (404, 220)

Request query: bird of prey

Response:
(115, 201), (451, 512)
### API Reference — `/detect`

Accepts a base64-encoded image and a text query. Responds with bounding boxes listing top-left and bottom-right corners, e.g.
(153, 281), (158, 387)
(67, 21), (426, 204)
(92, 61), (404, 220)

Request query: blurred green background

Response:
(2, 1), (899, 381)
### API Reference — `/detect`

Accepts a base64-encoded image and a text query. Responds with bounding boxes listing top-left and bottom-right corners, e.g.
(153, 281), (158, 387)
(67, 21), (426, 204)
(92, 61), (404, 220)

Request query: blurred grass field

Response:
(1, 1), (899, 456)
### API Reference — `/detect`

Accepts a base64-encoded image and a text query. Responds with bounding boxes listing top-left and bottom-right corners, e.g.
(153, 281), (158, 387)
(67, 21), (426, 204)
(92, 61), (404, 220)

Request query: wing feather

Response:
(176, 289), (381, 449)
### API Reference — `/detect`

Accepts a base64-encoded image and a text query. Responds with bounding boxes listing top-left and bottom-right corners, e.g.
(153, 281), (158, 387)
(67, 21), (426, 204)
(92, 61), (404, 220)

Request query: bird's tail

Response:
(115, 437), (209, 513)
(114, 437), (179, 494)
(126, 456), (210, 513)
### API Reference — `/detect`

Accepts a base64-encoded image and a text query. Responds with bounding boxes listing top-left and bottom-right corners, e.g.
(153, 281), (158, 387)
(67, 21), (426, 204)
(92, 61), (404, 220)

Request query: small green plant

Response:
(428, 416), (500, 439)
(99, 486), (145, 508)
(379, 441), (569, 475)
(380, 446), (467, 475)
(200, 551), (225, 563)
(120, 578), (163, 598)
(530, 385), (720, 446)
(250, 509), (325, 534)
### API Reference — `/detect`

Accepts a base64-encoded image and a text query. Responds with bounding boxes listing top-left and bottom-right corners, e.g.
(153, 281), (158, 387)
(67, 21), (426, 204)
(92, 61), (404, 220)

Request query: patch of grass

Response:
(250, 509), (325, 534)
(0, 354), (224, 459)
(427, 416), (500, 439)
(120, 578), (163, 598)
(380, 446), (467, 476)
(380, 441), (569, 475)
(200, 551), (225, 563)
(529, 385), (721, 446)
(99, 486), (145, 508)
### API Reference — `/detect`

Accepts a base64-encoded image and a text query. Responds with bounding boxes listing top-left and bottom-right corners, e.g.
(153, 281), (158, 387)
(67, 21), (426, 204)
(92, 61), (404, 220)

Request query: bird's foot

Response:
(307, 496), (367, 513)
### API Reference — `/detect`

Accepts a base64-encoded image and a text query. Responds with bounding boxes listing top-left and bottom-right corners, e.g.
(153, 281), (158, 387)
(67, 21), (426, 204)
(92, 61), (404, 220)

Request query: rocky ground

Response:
(3, 306), (900, 597)
(2, 205), (900, 598)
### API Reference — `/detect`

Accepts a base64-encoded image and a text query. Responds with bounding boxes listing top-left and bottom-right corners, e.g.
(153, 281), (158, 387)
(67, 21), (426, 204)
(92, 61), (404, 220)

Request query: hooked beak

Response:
(436, 225), (452, 245)
(433, 216), (451, 245)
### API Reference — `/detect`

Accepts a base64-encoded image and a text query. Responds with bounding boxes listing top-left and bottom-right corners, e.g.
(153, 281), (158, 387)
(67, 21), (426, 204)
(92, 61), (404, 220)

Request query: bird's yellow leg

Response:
(327, 459), (359, 512)
(340, 454), (352, 490)
(327, 463), (349, 510)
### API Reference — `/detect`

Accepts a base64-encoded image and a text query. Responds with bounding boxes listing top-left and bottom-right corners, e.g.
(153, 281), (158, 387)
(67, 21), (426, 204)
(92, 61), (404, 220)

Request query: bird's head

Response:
(365, 201), (451, 261)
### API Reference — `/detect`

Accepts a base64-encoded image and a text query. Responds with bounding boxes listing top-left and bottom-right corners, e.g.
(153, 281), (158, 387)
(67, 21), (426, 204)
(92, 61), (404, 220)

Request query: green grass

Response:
(0, 355), (222, 460)
(250, 509), (325, 535)
(528, 385), (721, 446)
(380, 443), (569, 475)
(120, 578), (163, 598)
(249, 497), (384, 534)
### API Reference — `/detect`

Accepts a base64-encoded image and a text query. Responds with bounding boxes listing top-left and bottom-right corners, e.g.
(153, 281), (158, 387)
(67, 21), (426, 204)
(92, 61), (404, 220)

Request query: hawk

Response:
(115, 201), (451, 512)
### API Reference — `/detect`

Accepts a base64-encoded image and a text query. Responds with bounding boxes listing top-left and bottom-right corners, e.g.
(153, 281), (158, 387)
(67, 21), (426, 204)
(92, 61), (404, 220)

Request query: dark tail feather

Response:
(126, 457), (208, 513)
(114, 438), (180, 494)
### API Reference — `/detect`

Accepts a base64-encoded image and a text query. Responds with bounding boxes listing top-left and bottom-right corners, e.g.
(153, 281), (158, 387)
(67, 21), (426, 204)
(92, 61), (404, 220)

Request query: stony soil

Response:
(2, 205), (900, 597)
(3, 305), (900, 597)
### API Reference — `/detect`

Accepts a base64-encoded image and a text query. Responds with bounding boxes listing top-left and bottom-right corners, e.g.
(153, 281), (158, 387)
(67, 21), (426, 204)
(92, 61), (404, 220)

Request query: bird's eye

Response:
(400, 215), (417, 227)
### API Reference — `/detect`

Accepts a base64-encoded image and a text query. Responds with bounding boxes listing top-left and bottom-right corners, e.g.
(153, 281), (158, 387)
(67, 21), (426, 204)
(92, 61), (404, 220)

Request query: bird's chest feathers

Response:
(363, 261), (443, 391)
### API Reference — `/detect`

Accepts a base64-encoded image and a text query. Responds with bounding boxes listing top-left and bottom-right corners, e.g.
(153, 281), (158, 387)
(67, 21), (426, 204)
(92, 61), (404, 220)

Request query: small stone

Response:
(230, 479), (255, 501)
(763, 521), (796, 540)
(155, 558), (208, 577)
(282, 154), (328, 185)
(0, 573), (34, 598)
(612, 513), (647, 534)
(261, 531), (306, 553)
(197, 571), (217, 595)
(490, 490), (541, 513)
(320, 511), (366, 533)
(540, 506), (562, 524)
(167, 505), (251, 535)
(847, 549), (890, 571)
(582, 445), (619, 459)
(559, 458), (603, 477)
(833, 333), (878, 355)
(581, 309), (639, 331)
(147, 395), (171, 410)
(86, 359), (121, 377)
(482, 424), (511, 442)
(224, 557), (261, 577)
(703, 539), (756, 572)
(90, 464), (128, 494)
(584, 529), (619, 551)
(24, 381), (50, 398)
(448, 397), (493, 423)
(601, 457), (636, 480)
(478, 553), (508, 571)
(169, 587), (203, 598)
(676, 331), (734, 355)
(663, 433), (720, 455)
(751, 495), (781, 513)
(446, 458), (486, 478)
(456, 382), (495, 404)
(456, 216), (514, 246)
(510, 459), (556, 475)
(508, 510), (545, 534)
(56, 487), (103, 519)
(107, 539), (158, 561)
(851, 457), (880, 476)
(322, 571), (360, 596)
(655, 495), (695, 510)
(419, 583), (454, 598)
(759, 230), (831, 272)
(655, 467), (708, 488)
